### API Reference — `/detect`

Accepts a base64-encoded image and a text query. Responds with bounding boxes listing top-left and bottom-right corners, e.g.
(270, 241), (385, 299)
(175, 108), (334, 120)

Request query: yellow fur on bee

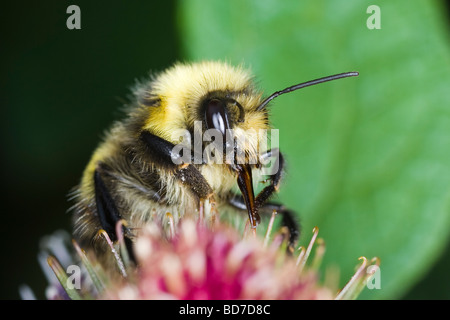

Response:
(142, 61), (268, 144)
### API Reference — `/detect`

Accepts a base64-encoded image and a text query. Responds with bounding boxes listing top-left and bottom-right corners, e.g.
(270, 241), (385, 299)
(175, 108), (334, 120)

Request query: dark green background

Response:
(1, 1), (179, 300)
(1, 1), (449, 299)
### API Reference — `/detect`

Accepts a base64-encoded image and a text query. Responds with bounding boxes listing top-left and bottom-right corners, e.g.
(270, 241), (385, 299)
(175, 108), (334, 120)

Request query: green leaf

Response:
(178, 0), (450, 299)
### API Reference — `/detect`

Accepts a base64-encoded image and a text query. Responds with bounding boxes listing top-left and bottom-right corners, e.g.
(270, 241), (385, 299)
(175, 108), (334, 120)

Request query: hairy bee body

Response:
(71, 61), (277, 270)
(70, 60), (359, 274)
(70, 60), (358, 273)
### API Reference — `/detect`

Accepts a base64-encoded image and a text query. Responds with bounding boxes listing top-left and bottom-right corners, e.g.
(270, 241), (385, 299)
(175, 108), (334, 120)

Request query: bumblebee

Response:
(70, 61), (357, 271)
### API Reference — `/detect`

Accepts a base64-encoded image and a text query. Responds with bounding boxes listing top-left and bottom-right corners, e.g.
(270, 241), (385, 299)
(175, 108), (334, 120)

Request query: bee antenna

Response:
(256, 71), (359, 111)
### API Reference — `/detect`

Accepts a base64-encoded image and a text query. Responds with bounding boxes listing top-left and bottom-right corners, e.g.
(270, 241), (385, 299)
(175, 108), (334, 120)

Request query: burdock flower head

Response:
(110, 219), (328, 300)
(41, 212), (379, 300)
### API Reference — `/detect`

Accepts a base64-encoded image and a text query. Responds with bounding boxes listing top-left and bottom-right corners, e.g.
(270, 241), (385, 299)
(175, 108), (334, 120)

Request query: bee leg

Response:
(175, 165), (214, 203)
(255, 149), (301, 245)
(255, 148), (284, 209)
(94, 165), (136, 263)
(140, 130), (203, 169)
(140, 130), (214, 203)
(258, 202), (301, 247)
(229, 148), (300, 245)
(94, 168), (121, 241)
(228, 195), (300, 247)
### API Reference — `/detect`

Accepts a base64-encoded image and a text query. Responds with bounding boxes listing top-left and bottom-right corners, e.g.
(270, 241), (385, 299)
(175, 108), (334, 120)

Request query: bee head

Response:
(137, 62), (269, 163)
(137, 61), (358, 165)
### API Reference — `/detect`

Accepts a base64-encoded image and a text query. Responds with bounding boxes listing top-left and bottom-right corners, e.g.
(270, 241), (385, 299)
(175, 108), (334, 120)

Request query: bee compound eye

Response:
(204, 99), (230, 136)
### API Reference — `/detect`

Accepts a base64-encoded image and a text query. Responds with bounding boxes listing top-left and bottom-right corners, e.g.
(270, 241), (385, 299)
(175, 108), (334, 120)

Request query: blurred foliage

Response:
(178, 0), (450, 299)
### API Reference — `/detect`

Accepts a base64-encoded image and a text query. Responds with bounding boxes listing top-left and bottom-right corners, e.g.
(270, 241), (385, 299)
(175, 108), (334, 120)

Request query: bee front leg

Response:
(94, 163), (136, 262)
(229, 148), (300, 245)
(94, 165), (121, 241)
(228, 195), (300, 247)
(140, 130), (214, 205)
(255, 148), (284, 208)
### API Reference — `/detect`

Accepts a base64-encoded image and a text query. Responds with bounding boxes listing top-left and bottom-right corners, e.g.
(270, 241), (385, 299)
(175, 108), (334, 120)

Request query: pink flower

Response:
(42, 214), (379, 300)
(108, 220), (329, 300)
